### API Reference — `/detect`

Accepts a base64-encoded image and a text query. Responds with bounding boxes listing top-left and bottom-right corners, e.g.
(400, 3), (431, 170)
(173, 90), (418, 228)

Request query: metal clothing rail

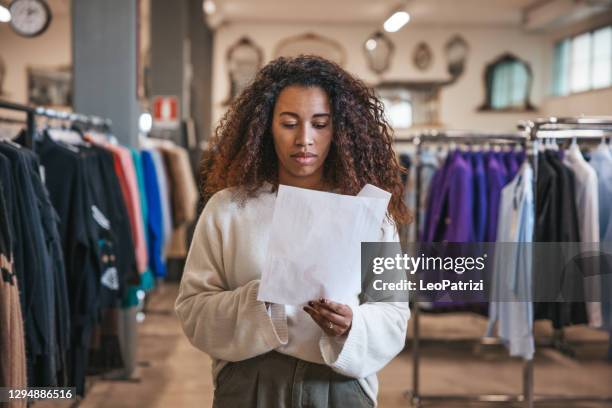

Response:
(0, 99), (112, 149)
(401, 130), (531, 408)
(519, 116), (612, 407)
(395, 129), (528, 145)
(400, 125), (612, 408)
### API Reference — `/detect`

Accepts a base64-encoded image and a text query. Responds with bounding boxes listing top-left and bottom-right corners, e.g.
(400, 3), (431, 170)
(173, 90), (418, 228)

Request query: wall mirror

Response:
(445, 35), (469, 79)
(224, 37), (263, 104)
(274, 33), (346, 66)
(479, 53), (536, 111)
(364, 31), (394, 75)
(376, 82), (441, 129)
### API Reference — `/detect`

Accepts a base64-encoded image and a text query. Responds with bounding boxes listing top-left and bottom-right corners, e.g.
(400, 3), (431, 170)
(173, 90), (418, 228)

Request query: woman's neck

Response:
(278, 170), (328, 191)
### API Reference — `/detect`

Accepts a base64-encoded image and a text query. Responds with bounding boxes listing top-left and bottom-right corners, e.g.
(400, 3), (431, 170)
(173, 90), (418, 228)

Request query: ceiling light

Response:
(384, 10), (410, 33)
(365, 39), (378, 51)
(0, 5), (11, 23)
(203, 0), (216, 15)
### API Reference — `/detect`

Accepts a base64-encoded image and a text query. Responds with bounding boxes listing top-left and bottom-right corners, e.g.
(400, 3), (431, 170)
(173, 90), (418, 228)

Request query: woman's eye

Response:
(313, 122), (328, 129)
(282, 123), (297, 129)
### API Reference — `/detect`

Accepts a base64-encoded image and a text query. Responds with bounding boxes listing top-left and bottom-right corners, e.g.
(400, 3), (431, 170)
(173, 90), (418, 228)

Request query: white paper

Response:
(257, 184), (391, 305)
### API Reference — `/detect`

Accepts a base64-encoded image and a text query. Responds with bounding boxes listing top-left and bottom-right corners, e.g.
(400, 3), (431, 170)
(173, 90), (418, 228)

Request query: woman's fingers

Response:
(303, 305), (339, 335)
(303, 299), (353, 336)
(316, 298), (352, 318)
(308, 302), (348, 328)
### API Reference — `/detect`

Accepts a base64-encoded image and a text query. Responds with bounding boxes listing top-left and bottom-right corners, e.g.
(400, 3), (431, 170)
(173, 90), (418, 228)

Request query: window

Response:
(592, 26), (612, 89)
(553, 25), (612, 96)
(479, 54), (535, 111)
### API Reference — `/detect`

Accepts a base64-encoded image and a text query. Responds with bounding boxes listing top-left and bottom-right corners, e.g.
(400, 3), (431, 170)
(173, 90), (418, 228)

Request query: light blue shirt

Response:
(149, 149), (173, 253)
(486, 162), (534, 360)
(588, 144), (612, 329)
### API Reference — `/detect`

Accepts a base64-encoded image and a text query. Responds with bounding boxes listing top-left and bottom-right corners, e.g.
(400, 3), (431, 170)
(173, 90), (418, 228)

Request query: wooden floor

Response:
(42, 283), (612, 408)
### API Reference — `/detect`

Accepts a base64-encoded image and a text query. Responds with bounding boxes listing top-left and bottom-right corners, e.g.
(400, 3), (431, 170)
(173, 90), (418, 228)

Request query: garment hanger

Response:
(570, 136), (577, 148)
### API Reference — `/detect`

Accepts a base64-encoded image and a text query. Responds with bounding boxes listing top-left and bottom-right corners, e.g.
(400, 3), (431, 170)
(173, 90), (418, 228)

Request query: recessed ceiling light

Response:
(384, 10), (410, 33)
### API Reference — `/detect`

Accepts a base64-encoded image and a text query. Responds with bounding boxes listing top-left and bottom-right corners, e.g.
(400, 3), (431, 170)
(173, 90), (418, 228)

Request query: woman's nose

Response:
(295, 125), (314, 147)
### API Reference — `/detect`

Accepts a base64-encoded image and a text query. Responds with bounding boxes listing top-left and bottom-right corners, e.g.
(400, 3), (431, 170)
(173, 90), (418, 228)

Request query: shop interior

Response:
(1, 0), (612, 407)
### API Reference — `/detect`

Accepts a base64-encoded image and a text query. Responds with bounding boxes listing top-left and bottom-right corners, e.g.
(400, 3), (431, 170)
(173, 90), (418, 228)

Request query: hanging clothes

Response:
(485, 151), (508, 242)
(158, 144), (198, 228)
(470, 151), (488, 242)
(0, 179), (27, 407)
(487, 162), (535, 360)
(588, 143), (612, 330)
(142, 150), (167, 278)
(563, 143), (602, 328)
(150, 149), (173, 255)
(104, 144), (149, 274)
(534, 149), (587, 329)
(0, 142), (61, 388)
(157, 144), (198, 258)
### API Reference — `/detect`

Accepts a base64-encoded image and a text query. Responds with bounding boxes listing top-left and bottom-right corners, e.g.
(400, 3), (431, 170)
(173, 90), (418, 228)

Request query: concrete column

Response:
(188, 0), (213, 143)
(72, 0), (140, 147)
(149, 0), (187, 142)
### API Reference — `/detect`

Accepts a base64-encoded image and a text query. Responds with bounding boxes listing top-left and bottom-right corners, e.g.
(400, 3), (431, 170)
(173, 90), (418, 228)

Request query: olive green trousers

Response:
(213, 351), (374, 408)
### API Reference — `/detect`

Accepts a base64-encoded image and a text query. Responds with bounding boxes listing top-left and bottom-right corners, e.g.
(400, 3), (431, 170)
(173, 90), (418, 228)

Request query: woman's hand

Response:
(303, 298), (353, 337)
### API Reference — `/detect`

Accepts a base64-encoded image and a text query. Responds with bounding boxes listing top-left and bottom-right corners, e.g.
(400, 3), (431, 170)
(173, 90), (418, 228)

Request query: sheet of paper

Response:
(257, 184), (390, 305)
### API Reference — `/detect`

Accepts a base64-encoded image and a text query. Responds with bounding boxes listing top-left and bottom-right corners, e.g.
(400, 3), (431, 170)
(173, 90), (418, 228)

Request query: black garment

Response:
(534, 150), (587, 329)
(21, 148), (71, 386)
(79, 146), (127, 374)
(0, 181), (12, 284)
(34, 133), (102, 395)
(0, 154), (16, 286)
(0, 143), (56, 386)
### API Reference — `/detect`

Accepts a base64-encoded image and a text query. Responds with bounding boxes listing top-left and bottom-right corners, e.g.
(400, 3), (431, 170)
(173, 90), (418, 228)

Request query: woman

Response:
(175, 55), (410, 407)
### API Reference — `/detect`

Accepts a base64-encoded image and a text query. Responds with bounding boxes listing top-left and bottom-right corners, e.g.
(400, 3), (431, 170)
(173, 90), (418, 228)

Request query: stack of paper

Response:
(257, 184), (391, 305)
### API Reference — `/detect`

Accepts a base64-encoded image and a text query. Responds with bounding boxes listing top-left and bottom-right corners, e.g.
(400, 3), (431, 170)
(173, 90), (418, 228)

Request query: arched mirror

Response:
(224, 37), (263, 105)
(445, 35), (469, 79)
(364, 31), (394, 75)
(274, 33), (346, 66)
(479, 53), (535, 111)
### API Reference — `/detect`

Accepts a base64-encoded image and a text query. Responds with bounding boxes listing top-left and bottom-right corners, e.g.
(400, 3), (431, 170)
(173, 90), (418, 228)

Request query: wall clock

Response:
(9, 0), (52, 38)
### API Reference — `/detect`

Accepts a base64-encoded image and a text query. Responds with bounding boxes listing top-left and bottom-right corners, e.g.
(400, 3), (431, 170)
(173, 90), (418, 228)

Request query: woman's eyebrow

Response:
(279, 112), (299, 118)
(312, 113), (330, 118)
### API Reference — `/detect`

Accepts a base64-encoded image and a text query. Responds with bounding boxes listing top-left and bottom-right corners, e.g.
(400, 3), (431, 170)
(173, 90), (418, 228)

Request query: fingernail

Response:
(308, 301), (314, 307)
(320, 298), (326, 304)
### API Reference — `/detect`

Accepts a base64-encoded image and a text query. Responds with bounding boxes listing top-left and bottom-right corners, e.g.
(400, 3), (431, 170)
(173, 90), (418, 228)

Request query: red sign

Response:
(152, 96), (179, 129)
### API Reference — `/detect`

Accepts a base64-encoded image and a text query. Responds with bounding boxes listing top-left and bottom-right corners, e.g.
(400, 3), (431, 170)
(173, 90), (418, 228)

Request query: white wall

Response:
(211, 22), (550, 134)
(0, 15), (71, 106)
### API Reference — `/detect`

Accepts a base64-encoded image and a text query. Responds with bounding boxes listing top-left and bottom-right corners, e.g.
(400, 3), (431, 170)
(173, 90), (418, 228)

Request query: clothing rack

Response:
(400, 125), (612, 408)
(0, 99), (112, 149)
(401, 130), (531, 408)
(520, 116), (612, 407)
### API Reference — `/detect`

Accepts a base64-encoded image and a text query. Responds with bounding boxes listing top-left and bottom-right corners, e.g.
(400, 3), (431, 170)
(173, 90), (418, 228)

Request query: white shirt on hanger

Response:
(563, 143), (602, 328)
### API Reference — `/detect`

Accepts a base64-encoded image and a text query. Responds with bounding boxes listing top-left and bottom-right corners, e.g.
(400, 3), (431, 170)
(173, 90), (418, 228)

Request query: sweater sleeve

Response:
(319, 218), (410, 378)
(174, 195), (288, 362)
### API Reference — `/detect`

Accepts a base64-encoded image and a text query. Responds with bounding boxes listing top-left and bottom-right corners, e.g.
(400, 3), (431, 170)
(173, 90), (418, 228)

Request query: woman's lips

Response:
(291, 152), (317, 165)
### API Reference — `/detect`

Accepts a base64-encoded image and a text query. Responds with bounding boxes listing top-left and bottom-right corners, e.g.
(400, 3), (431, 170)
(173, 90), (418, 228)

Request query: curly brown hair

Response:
(201, 55), (411, 226)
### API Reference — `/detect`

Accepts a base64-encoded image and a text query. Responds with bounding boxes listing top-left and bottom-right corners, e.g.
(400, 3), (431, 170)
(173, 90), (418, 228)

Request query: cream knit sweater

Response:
(175, 186), (410, 405)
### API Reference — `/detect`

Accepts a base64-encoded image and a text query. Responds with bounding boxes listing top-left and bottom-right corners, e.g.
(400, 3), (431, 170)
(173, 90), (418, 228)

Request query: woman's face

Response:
(271, 85), (333, 189)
